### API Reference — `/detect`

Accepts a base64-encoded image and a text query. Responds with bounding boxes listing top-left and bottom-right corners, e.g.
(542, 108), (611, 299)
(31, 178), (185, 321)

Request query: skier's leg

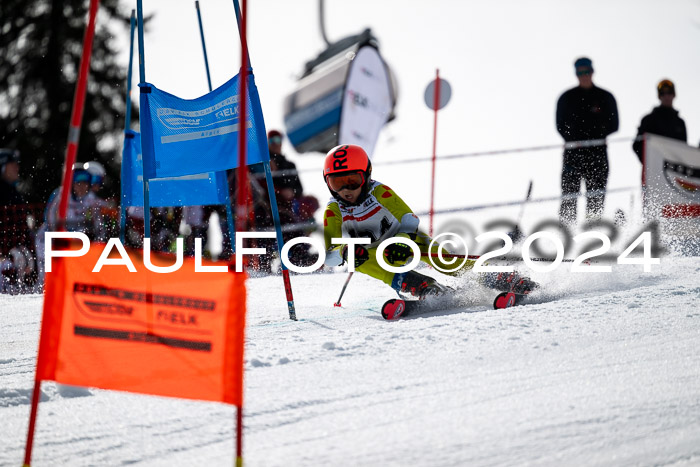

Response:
(413, 230), (538, 298)
(412, 232), (538, 298)
(414, 231), (475, 276)
(355, 246), (440, 298)
(481, 271), (538, 294)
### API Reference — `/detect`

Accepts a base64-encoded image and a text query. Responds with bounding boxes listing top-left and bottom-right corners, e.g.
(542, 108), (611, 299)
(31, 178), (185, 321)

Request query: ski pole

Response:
(516, 180), (533, 225)
(419, 251), (599, 264)
(334, 272), (353, 307)
(515, 180), (532, 225)
(421, 252), (481, 260)
(510, 180), (533, 241)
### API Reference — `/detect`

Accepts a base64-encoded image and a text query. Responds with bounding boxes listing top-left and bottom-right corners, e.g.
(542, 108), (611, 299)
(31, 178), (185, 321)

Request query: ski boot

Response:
(398, 270), (442, 299)
(485, 271), (539, 309)
(486, 271), (538, 295)
(382, 271), (450, 320)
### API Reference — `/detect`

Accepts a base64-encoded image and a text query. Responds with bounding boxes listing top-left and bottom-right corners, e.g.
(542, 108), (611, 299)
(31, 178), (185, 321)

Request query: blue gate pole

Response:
(232, 0), (296, 320)
(120, 9), (136, 244)
(136, 0), (151, 239)
(195, 1), (213, 92)
(125, 10), (136, 133)
(232, 0), (251, 68)
(196, 0), (236, 254)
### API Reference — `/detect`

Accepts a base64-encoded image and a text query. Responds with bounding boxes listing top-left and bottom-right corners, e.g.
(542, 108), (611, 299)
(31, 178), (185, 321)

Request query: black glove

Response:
(383, 242), (413, 264)
(343, 244), (370, 268)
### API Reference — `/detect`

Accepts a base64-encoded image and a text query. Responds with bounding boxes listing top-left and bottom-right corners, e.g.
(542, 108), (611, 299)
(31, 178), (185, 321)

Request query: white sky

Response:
(117, 0), (700, 225)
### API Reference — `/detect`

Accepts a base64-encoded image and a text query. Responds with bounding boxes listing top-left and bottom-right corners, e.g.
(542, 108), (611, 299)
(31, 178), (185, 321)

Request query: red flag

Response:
(36, 243), (246, 405)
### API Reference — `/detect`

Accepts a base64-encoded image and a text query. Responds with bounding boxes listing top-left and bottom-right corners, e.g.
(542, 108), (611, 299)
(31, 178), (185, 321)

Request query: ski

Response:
(381, 272), (538, 319)
(381, 298), (422, 320)
(492, 291), (528, 309)
(488, 272), (537, 309)
(381, 290), (461, 320)
(382, 291), (530, 320)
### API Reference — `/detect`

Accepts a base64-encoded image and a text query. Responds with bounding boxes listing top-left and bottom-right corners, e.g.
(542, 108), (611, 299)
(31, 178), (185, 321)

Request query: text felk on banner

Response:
(139, 73), (269, 179)
(36, 243), (246, 405)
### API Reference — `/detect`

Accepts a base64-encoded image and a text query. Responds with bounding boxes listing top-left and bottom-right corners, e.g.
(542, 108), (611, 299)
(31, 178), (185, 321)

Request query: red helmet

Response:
(323, 145), (373, 204)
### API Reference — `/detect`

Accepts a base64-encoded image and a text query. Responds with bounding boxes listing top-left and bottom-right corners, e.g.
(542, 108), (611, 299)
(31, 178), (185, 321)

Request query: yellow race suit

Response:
(323, 180), (475, 291)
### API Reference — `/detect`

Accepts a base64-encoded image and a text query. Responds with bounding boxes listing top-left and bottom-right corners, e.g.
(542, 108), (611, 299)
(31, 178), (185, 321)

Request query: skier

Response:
(35, 166), (111, 289)
(83, 160), (107, 195)
(322, 144), (537, 319)
(83, 160), (116, 241)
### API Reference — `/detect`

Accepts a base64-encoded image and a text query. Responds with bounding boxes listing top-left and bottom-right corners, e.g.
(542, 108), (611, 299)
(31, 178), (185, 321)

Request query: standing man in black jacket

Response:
(632, 79), (687, 162)
(556, 57), (619, 224)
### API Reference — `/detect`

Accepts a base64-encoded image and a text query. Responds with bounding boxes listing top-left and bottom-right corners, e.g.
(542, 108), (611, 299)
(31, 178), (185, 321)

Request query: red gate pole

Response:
(236, 405), (244, 467)
(429, 69), (441, 237)
(235, 0), (248, 464)
(56, 0), (101, 232)
(22, 377), (43, 467)
(24, 1), (100, 465)
(235, 0), (249, 235)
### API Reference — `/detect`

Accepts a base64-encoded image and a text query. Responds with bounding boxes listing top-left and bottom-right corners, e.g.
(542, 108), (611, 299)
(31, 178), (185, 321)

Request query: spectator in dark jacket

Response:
(556, 57), (619, 224)
(268, 129), (303, 201)
(632, 79), (687, 162)
(0, 149), (24, 206)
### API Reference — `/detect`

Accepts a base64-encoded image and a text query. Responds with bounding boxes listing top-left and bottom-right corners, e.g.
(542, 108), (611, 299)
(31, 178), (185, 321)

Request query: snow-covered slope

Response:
(2, 257), (700, 466)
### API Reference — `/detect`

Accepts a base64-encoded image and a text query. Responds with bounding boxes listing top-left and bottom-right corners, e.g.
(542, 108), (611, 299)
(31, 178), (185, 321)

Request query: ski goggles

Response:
(326, 172), (365, 192)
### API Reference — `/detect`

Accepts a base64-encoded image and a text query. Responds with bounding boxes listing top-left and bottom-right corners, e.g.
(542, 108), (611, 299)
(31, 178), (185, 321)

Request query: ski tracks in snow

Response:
(1, 257), (699, 465)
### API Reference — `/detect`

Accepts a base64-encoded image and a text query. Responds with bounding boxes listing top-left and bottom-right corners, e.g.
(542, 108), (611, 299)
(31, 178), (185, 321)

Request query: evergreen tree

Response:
(0, 0), (132, 202)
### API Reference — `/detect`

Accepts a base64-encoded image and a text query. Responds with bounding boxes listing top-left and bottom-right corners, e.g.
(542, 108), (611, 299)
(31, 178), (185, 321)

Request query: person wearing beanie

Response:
(556, 57), (619, 224)
(632, 79), (687, 162)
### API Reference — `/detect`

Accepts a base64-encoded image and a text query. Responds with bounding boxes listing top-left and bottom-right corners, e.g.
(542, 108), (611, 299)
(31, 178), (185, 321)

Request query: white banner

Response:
(338, 45), (394, 157)
(644, 134), (700, 236)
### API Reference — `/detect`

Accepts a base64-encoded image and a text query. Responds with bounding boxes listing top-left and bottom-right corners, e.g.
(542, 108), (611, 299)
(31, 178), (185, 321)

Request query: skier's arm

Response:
(373, 185), (420, 235)
(323, 203), (345, 266)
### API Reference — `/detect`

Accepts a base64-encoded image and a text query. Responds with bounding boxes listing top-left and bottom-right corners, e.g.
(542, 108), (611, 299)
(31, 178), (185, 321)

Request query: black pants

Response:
(559, 155), (609, 224)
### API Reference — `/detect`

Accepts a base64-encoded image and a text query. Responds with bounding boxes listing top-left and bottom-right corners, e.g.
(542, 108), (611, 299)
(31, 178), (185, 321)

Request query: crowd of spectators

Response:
(1, 155), (117, 293)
